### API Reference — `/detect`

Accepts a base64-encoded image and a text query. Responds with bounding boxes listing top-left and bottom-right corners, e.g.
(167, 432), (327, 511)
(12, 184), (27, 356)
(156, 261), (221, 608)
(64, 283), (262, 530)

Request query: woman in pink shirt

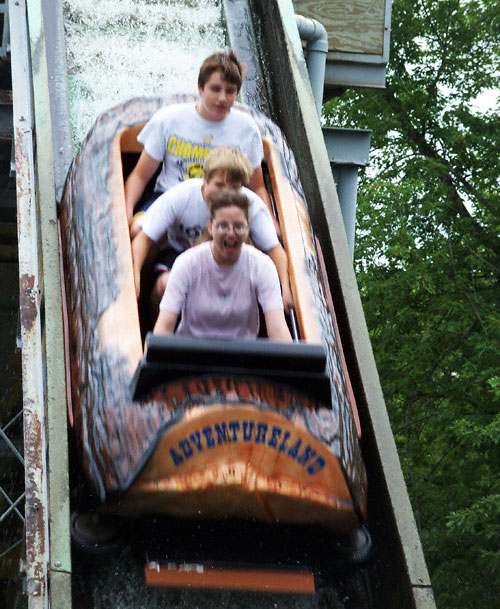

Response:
(153, 190), (291, 341)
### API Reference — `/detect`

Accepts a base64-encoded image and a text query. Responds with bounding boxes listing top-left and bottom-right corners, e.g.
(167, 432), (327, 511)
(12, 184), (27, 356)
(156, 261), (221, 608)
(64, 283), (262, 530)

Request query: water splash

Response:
(63, 0), (225, 149)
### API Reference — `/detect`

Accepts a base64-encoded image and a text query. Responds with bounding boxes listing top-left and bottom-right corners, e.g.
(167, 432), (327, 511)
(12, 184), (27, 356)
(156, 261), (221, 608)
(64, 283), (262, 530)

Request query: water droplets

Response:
(63, 0), (225, 148)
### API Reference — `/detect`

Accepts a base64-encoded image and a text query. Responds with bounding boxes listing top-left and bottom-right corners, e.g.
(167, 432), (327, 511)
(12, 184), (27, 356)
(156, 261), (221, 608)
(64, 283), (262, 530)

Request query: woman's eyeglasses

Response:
(214, 222), (248, 235)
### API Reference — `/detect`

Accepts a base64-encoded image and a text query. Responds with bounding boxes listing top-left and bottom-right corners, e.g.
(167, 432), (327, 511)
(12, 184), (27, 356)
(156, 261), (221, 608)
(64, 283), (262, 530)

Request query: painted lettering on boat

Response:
(169, 420), (326, 476)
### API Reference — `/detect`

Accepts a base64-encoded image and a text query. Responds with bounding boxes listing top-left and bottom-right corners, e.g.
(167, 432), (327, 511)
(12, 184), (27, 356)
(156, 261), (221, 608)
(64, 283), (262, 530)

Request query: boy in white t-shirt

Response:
(132, 148), (293, 314)
(125, 50), (275, 237)
(154, 190), (291, 342)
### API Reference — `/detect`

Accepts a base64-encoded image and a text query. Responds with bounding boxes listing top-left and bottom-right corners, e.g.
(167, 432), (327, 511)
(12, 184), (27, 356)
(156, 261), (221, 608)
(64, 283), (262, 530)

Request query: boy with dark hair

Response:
(126, 50), (274, 236)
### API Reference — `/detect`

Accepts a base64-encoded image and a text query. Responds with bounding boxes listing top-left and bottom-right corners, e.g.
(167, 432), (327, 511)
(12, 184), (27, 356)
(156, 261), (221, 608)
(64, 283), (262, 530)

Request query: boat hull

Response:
(102, 379), (359, 532)
(59, 96), (367, 532)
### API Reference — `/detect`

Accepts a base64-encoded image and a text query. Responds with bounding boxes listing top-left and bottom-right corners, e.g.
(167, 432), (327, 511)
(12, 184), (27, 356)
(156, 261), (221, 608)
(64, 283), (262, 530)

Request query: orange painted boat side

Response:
(144, 562), (315, 594)
(262, 136), (321, 343)
(96, 127), (143, 374)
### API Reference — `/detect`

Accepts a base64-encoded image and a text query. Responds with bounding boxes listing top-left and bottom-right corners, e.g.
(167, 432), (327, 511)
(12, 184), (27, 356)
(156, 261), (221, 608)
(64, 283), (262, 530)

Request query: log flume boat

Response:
(60, 94), (369, 569)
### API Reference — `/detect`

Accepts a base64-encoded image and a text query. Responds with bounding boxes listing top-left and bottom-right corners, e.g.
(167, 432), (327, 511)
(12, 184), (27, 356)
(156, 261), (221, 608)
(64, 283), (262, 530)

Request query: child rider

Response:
(125, 50), (276, 237)
(132, 147), (293, 314)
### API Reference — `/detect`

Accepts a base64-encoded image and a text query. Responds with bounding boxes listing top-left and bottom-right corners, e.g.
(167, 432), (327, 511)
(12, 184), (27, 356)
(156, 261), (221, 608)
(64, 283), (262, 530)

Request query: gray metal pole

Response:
(295, 14), (328, 116)
(323, 127), (371, 259)
(332, 165), (359, 258)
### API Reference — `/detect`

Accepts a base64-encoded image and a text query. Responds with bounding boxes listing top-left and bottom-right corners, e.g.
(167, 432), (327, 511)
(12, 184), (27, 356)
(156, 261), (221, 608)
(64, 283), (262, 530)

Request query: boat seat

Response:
(130, 333), (331, 405)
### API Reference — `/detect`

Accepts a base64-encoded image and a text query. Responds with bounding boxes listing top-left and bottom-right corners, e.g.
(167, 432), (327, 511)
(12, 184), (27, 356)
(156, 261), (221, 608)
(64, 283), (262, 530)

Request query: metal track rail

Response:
(11, 0), (71, 606)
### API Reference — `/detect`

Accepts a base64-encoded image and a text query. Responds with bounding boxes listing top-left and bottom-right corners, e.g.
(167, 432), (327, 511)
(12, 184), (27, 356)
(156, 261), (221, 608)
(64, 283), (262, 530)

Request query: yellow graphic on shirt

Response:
(167, 135), (213, 181)
(186, 163), (204, 179)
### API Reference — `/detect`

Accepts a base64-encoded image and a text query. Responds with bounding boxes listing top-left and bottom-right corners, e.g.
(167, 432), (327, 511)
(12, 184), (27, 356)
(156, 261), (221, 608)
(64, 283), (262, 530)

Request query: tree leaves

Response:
(323, 0), (500, 606)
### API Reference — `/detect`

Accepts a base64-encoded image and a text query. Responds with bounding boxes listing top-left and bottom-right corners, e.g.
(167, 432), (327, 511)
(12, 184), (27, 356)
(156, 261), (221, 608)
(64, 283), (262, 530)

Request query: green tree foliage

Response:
(323, 1), (500, 606)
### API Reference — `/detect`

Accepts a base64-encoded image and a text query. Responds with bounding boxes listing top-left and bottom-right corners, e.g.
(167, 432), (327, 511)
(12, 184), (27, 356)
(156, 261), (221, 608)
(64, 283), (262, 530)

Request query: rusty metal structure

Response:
(6, 0), (437, 607)
(10, 0), (71, 607)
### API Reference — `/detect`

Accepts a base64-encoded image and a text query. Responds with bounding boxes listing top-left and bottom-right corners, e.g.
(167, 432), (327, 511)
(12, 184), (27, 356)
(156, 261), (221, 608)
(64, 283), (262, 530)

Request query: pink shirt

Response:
(160, 242), (284, 339)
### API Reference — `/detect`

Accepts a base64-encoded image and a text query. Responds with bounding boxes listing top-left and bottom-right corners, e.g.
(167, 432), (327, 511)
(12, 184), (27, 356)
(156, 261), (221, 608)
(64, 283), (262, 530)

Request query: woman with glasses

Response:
(153, 190), (291, 341)
(132, 147), (292, 315)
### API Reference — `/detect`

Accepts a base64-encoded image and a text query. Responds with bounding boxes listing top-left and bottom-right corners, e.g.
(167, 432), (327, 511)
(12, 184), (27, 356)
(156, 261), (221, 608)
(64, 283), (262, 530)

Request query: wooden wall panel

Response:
(293, 0), (386, 55)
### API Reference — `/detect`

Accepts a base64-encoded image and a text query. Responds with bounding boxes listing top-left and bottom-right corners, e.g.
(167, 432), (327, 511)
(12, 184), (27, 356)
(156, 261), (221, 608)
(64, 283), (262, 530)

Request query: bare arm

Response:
(154, 309), (178, 335)
(265, 244), (293, 313)
(124, 150), (161, 224)
(248, 166), (281, 238)
(131, 231), (158, 298)
(264, 309), (292, 342)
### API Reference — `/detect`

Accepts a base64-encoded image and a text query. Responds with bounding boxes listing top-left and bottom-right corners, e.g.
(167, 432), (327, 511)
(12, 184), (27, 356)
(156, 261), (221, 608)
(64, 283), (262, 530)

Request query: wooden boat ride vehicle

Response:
(60, 95), (370, 571)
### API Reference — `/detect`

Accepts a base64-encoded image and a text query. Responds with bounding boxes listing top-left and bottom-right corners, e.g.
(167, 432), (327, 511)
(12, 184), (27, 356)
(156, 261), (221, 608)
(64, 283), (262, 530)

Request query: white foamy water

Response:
(63, 0), (225, 148)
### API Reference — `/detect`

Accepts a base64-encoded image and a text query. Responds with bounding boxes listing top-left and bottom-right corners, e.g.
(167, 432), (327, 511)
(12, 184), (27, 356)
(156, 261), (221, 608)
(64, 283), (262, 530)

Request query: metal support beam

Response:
(10, 0), (49, 605)
(25, 0), (72, 605)
(41, 0), (73, 198)
(323, 126), (371, 258)
(11, 0), (72, 605)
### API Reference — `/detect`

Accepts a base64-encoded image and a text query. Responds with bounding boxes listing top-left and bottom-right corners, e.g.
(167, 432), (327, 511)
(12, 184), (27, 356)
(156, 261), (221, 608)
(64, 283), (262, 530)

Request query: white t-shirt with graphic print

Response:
(137, 103), (263, 193)
(160, 242), (283, 339)
(141, 179), (278, 253)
